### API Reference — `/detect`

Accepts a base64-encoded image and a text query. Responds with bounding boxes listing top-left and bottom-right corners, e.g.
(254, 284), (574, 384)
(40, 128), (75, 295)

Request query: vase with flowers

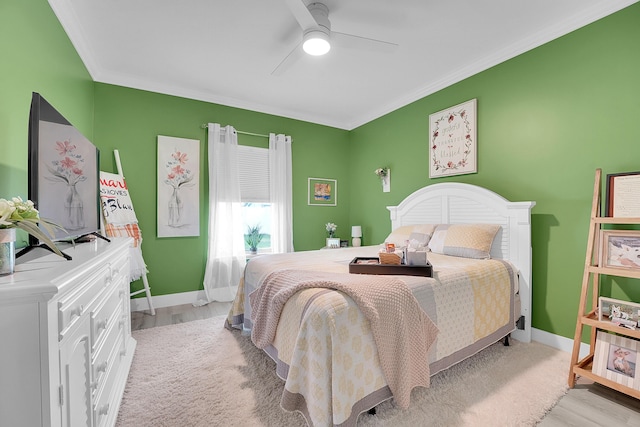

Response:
(0, 197), (65, 275)
(325, 222), (337, 238)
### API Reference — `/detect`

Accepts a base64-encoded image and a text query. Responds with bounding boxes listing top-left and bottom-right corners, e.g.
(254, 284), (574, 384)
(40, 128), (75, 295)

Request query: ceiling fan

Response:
(272, 0), (398, 76)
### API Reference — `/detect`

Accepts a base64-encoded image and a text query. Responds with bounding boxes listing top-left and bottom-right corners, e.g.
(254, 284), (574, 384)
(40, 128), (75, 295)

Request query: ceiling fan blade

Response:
(332, 31), (398, 53)
(271, 42), (304, 76)
(285, 0), (318, 30)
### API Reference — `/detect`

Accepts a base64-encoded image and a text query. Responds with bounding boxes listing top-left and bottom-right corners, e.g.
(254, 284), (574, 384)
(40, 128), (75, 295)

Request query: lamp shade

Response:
(351, 226), (362, 238)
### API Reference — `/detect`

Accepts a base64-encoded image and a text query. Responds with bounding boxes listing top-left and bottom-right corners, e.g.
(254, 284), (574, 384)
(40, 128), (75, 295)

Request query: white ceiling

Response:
(49, 0), (638, 130)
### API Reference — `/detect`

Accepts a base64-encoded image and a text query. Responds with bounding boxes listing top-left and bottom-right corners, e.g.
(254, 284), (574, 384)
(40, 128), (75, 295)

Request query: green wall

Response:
(3, 0), (640, 340)
(349, 3), (640, 339)
(0, 0), (94, 250)
(93, 84), (350, 297)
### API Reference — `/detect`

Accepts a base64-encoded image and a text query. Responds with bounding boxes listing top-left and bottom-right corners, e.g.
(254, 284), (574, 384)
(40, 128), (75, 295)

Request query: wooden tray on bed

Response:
(349, 257), (433, 277)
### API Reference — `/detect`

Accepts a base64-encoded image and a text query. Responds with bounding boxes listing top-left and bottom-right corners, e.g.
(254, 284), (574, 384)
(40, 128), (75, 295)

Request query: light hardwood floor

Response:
(131, 304), (640, 425)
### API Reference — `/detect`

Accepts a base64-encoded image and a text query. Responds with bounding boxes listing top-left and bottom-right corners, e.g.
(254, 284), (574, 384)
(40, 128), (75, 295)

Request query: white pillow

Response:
(384, 224), (437, 247)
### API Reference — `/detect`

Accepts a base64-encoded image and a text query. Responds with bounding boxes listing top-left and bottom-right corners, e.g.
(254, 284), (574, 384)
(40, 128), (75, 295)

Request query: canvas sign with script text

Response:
(100, 171), (138, 225)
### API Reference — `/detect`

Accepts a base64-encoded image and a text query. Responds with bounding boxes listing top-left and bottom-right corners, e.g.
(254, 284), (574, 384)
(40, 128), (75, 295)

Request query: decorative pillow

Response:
(384, 224), (436, 247)
(428, 224), (501, 259)
(408, 232), (431, 248)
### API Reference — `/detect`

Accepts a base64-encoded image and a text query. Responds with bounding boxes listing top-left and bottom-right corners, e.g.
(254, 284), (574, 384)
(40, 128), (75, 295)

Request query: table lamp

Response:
(351, 225), (362, 247)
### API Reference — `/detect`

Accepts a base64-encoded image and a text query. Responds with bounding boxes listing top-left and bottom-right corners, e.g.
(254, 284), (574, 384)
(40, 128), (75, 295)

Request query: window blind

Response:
(237, 145), (270, 203)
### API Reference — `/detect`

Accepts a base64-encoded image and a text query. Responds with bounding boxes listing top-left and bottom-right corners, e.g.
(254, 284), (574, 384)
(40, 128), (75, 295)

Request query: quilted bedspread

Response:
(226, 246), (518, 427)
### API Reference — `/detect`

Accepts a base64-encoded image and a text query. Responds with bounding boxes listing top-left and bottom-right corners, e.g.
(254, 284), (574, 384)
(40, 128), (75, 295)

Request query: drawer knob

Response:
(71, 305), (84, 318)
(97, 318), (108, 331)
(97, 361), (108, 373)
(98, 403), (109, 415)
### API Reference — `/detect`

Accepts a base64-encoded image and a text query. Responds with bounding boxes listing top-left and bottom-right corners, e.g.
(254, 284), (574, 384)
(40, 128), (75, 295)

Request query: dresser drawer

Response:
(90, 284), (123, 351)
(58, 254), (128, 340)
(93, 324), (125, 427)
(91, 309), (124, 396)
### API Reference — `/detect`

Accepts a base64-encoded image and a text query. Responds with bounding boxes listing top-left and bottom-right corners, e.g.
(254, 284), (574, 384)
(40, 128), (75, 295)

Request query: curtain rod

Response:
(200, 123), (269, 139)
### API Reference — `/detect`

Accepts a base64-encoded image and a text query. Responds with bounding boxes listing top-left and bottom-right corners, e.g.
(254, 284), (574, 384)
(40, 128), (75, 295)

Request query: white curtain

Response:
(269, 133), (294, 253)
(201, 123), (246, 303)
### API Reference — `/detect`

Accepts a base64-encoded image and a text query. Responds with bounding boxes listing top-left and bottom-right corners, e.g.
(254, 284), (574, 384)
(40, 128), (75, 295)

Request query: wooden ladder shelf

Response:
(568, 168), (640, 399)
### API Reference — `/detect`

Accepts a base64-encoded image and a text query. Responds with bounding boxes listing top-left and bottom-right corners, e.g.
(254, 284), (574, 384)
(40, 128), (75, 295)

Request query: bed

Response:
(227, 182), (535, 427)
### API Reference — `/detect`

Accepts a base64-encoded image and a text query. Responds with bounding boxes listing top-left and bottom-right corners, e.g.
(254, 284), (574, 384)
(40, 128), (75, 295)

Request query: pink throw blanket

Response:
(249, 269), (439, 409)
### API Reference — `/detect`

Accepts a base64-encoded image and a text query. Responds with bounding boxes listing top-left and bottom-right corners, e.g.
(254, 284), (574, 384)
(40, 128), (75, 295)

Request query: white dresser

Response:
(0, 238), (136, 427)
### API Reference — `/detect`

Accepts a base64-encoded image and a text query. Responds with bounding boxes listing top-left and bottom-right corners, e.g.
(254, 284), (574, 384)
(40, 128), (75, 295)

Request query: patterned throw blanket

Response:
(249, 269), (439, 409)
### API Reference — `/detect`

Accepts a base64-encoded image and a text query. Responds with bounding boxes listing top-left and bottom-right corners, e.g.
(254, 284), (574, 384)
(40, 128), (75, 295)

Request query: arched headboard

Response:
(387, 182), (536, 342)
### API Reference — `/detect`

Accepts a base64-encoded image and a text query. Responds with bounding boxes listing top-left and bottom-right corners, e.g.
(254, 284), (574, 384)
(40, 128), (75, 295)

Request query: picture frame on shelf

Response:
(593, 331), (640, 391)
(598, 296), (640, 329)
(605, 171), (640, 217)
(308, 177), (337, 206)
(599, 230), (640, 270)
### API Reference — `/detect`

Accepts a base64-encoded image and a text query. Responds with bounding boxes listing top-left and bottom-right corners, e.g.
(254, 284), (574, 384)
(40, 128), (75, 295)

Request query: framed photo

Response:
(599, 230), (640, 270)
(598, 296), (640, 329)
(325, 238), (340, 248)
(593, 331), (640, 390)
(605, 171), (640, 217)
(429, 98), (477, 178)
(157, 135), (200, 238)
(308, 177), (337, 206)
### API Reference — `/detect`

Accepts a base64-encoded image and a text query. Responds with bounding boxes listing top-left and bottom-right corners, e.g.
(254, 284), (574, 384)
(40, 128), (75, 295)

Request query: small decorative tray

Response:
(348, 257), (433, 277)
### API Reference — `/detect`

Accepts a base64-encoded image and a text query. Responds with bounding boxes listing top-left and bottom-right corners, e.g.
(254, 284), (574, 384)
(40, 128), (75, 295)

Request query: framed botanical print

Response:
(429, 98), (477, 178)
(157, 135), (200, 237)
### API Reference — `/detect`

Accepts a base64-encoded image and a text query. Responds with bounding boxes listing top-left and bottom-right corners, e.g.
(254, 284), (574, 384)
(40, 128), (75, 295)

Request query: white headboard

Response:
(387, 182), (536, 343)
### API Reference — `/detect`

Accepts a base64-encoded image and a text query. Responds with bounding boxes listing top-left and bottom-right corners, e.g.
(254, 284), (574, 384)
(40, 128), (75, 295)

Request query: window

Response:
(237, 145), (271, 253)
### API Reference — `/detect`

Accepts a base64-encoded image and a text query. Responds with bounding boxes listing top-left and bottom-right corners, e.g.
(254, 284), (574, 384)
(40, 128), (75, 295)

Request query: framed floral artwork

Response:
(429, 98), (477, 178)
(157, 135), (200, 237)
(308, 177), (337, 206)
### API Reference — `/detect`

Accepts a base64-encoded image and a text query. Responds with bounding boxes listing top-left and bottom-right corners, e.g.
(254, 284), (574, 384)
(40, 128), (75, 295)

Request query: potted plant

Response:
(245, 224), (265, 255)
(0, 197), (65, 275)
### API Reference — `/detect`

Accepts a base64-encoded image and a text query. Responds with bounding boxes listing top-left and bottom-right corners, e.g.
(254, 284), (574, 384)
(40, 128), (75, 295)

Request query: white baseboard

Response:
(129, 290), (208, 312)
(532, 327), (590, 359)
(130, 291), (590, 358)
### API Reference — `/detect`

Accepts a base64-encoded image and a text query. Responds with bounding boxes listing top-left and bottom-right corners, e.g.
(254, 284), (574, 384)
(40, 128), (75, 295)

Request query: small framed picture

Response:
(308, 177), (337, 206)
(598, 296), (640, 329)
(325, 237), (340, 248)
(599, 230), (640, 270)
(593, 331), (640, 390)
(605, 171), (640, 217)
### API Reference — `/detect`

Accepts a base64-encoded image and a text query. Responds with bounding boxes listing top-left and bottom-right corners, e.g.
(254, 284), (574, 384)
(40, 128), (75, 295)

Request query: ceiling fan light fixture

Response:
(303, 30), (330, 56)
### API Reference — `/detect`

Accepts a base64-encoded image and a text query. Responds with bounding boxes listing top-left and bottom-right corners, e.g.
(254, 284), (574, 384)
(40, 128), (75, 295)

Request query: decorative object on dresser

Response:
(429, 98), (477, 178)
(568, 168), (640, 400)
(0, 227), (16, 275)
(0, 237), (136, 427)
(0, 196), (66, 274)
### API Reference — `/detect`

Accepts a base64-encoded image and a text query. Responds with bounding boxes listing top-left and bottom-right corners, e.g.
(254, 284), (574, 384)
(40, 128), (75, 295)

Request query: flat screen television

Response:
(26, 92), (101, 257)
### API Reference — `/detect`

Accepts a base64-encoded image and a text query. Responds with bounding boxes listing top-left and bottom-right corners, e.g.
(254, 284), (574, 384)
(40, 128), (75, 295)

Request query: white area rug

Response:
(116, 316), (569, 426)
